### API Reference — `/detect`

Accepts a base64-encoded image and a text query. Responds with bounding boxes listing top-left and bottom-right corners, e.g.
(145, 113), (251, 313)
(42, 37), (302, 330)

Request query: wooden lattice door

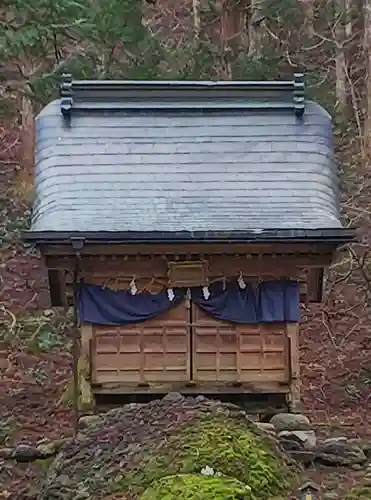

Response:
(191, 302), (289, 387)
(91, 301), (190, 389)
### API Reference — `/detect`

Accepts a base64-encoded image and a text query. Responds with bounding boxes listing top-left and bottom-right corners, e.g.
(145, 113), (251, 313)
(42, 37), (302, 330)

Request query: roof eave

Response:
(22, 228), (356, 247)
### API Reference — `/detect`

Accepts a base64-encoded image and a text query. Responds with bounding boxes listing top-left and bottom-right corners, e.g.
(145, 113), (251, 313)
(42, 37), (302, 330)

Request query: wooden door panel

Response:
(92, 301), (190, 386)
(192, 303), (289, 384)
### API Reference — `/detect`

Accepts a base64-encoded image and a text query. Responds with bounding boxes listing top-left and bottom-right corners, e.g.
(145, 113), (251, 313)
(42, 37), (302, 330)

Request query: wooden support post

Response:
(79, 323), (95, 412)
(286, 323), (301, 412)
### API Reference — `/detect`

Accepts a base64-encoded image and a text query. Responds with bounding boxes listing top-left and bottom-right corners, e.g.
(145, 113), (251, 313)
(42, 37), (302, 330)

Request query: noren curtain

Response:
(77, 280), (300, 325)
(191, 280), (300, 323)
(77, 281), (185, 325)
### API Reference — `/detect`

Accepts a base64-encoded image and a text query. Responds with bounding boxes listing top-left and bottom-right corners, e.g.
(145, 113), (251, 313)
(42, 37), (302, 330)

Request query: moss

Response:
(110, 415), (298, 499)
(57, 380), (74, 408)
(140, 473), (252, 500)
(57, 358), (94, 411)
(344, 486), (371, 500)
(34, 456), (55, 474)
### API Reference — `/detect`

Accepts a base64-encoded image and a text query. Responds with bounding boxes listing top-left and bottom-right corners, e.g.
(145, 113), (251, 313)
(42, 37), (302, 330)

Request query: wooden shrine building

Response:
(24, 75), (355, 413)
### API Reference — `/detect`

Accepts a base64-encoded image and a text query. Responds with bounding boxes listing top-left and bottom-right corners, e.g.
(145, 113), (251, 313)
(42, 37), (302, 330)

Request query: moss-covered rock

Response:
(140, 474), (251, 500)
(39, 396), (299, 500)
(109, 416), (296, 499)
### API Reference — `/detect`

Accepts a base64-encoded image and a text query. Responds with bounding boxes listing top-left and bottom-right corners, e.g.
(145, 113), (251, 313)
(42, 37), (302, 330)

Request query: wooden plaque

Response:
(168, 260), (208, 287)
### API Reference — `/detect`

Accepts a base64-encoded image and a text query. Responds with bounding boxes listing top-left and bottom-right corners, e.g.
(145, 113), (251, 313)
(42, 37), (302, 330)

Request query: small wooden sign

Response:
(168, 260), (208, 287)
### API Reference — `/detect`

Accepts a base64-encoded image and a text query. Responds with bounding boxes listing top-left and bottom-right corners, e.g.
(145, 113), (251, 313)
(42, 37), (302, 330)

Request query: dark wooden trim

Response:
(45, 253), (333, 272)
(48, 270), (67, 306)
(40, 242), (337, 257)
(306, 268), (324, 302)
(91, 381), (290, 394)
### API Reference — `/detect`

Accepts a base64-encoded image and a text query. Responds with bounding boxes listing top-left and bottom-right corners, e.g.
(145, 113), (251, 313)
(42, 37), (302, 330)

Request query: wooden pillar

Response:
(286, 323), (301, 412)
(78, 323), (95, 411)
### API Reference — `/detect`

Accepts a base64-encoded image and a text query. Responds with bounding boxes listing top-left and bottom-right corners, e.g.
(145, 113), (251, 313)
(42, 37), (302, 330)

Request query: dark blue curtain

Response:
(192, 280), (300, 323)
(191, 281), (257, 324)
(76, 280), (300, 325)
(77, 282), (185, 325)
(256, 280), (300, 322)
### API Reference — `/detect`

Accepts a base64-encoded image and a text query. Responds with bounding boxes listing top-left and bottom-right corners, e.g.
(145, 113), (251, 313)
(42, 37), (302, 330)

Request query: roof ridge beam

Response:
(59, 73), (306, 122)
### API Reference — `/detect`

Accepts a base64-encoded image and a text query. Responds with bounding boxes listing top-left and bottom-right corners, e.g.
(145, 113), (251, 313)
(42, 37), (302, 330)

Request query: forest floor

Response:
(1, 122), (371, 499)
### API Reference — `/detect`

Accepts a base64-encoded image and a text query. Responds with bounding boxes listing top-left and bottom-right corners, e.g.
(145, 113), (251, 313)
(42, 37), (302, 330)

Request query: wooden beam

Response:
(45, 253), (333, 273)
(91, 381), (290, 394)
(40, 242), (336, 257)
(44, 254), (330, 306)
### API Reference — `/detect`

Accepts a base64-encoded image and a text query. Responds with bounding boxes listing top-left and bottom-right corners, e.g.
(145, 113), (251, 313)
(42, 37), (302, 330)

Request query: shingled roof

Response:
(24, 76), (353, 244)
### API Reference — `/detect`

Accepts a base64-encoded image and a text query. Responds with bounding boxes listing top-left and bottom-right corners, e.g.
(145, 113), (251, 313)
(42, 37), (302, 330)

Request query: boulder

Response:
(0, 439), (68, 463)
(43, 309), (55, 318)
(40, 397), (300, 500)
(278, 430), (317, 450)
(348, 438), (371, 458)
(279, 438), (303, 452)
(315, 441), (367, 466)
(78, 415), (104, 429)
(36, 439), (67, 458)
(11, 444), (42, 462)
(350, 463), (363, 470)
(269, 413), (311, 432)
(255, 423), (276, 435)
(162, 392), (185, 403)
(323, 437), (347, 445)
(286, 450), (314, 466)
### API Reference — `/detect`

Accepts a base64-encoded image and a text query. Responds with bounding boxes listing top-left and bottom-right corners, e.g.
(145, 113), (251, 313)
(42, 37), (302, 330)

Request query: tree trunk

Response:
(345, 0), (353, 36)
(13, 60), (37, 200)
(216, 0), (249, 78)
(334, 0), (348, 112)
(248, 0), (265, 57)
(192, 0), (201, 39)
(17, 92), (35, 200)
(300, 0), (315, 38)
(218, 0), (233, 78)
(21, 94), (34, 171)
(231, 0), (249, 49)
